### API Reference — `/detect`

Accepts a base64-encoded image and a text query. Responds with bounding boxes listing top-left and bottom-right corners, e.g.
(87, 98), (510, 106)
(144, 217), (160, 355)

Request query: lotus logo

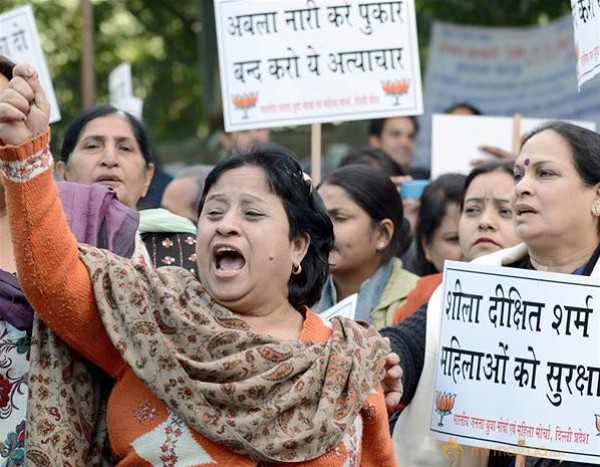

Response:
(232, 92), (258, 119)
(382, 79), (410, 105)
(435, 391), (456, 427)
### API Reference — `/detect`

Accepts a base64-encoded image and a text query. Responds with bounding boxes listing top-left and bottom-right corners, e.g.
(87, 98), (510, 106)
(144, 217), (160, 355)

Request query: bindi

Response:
(524, 158), (530, 166)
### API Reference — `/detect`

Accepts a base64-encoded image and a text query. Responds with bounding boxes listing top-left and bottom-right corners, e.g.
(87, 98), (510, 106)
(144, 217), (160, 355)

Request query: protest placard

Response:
(571, 0), (600, 89)
(109, 63), (143, 120)
(414, 15), (600, 172)
(319, 293), (357, 321)
(0, 5), (61, 123)
(431, 260), (600, 463)
(109, 63), (133, 104)
(430, 114), (596, 178)
(214, 0), (423, 131)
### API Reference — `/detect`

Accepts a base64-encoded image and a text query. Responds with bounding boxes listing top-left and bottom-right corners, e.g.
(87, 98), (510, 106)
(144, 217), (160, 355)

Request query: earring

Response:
(593, 205), (600, 217)
(377, 242), (385, 250)
(292, 263), (302, 275)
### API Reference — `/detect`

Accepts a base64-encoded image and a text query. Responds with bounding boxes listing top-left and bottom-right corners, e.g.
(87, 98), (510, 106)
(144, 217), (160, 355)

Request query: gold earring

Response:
(593, 205), (600, 217)
(292, 263), (302, 275)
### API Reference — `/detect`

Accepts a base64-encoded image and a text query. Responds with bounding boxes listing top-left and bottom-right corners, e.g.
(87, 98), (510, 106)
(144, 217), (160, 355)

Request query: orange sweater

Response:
(1, 131), (397, 467)
(392, 273), (442, 325)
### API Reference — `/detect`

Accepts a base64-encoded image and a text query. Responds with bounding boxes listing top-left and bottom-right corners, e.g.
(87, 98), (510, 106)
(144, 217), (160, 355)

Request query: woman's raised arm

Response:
(0, 64), (123, 377)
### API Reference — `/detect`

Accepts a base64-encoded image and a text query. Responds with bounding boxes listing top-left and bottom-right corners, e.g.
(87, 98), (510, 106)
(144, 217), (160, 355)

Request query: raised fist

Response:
(0, 63), (50, 146)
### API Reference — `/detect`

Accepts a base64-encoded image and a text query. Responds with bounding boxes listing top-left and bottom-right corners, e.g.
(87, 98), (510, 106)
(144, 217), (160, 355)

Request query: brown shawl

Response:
(26, 319), (113, 467)
(80, 244), (390, 463)
(25, 183), (139, 467)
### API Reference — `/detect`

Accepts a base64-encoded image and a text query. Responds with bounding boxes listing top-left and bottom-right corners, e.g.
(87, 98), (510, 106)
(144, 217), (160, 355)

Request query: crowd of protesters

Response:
(0, 52), (597, 467)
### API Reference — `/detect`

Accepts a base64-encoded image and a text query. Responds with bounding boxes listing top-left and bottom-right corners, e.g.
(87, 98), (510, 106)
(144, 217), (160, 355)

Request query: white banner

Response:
(571, 0), (600, 89)
(432, 261), (600, 464)
(430, 114), (596, 178)
(0, 5), (61, 123)
(214, 0), (423, 131)
(415, 16), (600, 171)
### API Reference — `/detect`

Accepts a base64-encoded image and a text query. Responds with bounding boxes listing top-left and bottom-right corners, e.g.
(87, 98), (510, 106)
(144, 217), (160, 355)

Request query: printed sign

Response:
(109, 63), (143, 120)
(571, 0), (600, 89)
(0, 5), (61, 123)
(430, 114), (596, 178)
(414, 16), (600, 171)
(431, 260), (600, 464)
(214, 0), (423, 131)
(320, 293), (357, 321)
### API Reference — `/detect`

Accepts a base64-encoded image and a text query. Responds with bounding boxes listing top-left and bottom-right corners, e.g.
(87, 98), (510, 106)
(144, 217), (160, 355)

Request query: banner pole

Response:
(515, 438), (526, 467)
(80, 0), (96, 110)
(311, 123), (322, 186)
(512, 113), (522, 155)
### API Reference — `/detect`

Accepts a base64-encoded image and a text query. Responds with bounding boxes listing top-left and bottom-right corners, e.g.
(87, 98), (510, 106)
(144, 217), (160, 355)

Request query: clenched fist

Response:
(0, 63), (50, 146)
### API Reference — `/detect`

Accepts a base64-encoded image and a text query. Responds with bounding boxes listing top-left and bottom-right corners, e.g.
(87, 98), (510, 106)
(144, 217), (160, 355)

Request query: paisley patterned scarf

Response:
(80, 245), (390, 463)
(25, 183), (139, 467)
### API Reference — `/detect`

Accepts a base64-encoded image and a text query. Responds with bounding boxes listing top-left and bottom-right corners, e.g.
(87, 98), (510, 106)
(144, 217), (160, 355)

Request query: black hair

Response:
(413, 173), (466, 276)
(368, 115), (419, 138)
(460, 161), (515, 211)
(319, 165), (412, 264)
(338, 146), (406, 177)
(198, 143), (334, 308)
(60, 105), (152, 165)
(522, 121), (600, 188)
(444, 102), (482, 115)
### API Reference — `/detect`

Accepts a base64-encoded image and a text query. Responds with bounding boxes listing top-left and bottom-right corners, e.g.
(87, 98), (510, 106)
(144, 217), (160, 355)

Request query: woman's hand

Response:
(381, 350), (404, 413)
(471, 145), (517, 166)
(0, 63), (49, 146)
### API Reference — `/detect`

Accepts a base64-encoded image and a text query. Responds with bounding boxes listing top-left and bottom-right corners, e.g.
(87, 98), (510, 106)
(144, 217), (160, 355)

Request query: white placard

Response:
(571, 0), (600, 89)
(319, 293), (357, 321)
(214, 0), (423, 131)
(109, 63), (143, 120)
(115, 96), (143, 121)
(109, 63), (133, 103)
(414, 15), (600, 172)
(431, 260), (600, 464)
(430, 114), (597, 178)
(0, 5), (61, 123)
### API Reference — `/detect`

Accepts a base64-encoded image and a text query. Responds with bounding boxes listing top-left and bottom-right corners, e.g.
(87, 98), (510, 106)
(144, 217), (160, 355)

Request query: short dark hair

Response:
(319, 165), (412, 264)
(198, 143), (334, 308)
(338, 146), (406, 177)
(414, 173), (466, 275)
(460, 161), (514, 211)
(521, 121), (600, 188)
(60, 105), (153, 165)
(368, 115), (419, 138)
(444, 102), (482, 115)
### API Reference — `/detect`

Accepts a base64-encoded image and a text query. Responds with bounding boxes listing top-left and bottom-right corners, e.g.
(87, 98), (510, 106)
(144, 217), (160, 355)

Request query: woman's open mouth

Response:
(212, 245), (246, 278)
(94, 175), (123, 189)
(514, 203), (537, 217)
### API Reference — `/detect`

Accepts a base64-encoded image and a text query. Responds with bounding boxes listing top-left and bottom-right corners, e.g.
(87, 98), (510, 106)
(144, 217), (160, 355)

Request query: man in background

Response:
(161, 164), (213, 222)
(368, 116), (429, 179)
